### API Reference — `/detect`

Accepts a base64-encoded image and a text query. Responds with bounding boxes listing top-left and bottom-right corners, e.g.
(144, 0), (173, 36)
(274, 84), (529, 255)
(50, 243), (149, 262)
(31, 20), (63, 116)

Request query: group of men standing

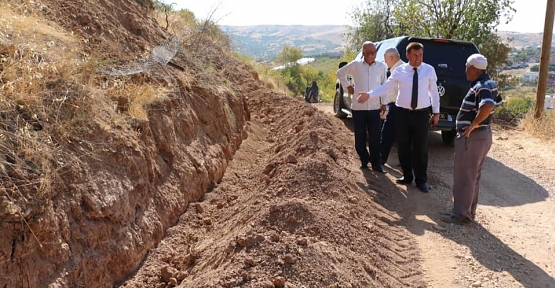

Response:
(336, 41), (500, 226)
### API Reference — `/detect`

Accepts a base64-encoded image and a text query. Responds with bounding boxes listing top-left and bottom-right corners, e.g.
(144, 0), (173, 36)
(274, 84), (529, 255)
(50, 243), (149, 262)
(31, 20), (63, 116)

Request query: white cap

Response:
(466, 54), (487, 70)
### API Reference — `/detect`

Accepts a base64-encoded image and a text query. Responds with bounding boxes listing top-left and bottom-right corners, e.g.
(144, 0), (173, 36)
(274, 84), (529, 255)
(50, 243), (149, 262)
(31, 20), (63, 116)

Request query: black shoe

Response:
(440, 214), (472, 226)
(416, 182), (429, 193)
(372, 165), (387, 174)
(359, 163), (369, 170)
(396, 177), (412, 184)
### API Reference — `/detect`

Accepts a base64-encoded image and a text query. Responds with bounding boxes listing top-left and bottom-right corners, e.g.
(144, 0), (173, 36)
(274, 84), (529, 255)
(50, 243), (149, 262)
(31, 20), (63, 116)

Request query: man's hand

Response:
(462, 123), (478, 138)
(430, 114), (439, 128)
(380, 104), (387, 115)
(347, 86), (354, 95)
(357, 92), (370, 103)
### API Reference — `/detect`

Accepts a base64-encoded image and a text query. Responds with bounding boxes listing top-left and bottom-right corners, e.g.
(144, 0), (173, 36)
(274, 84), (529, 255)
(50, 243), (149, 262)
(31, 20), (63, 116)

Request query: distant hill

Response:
(497, 31), (550, 48)
(222, 25), (349, 61)
(221, 25), (548, 61)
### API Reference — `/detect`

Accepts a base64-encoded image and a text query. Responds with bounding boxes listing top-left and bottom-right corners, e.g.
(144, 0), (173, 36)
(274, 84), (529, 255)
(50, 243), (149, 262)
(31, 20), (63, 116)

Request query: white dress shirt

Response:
(385, 59), (405, 104)
(336, 59), (387, 111)
(368, 63), (440, 114)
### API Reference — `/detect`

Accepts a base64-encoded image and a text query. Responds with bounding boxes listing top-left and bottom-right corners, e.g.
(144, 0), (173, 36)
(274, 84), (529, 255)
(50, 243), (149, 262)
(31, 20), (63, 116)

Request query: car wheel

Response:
(333, 88), (347, 118)
(441, 130), (457, 146)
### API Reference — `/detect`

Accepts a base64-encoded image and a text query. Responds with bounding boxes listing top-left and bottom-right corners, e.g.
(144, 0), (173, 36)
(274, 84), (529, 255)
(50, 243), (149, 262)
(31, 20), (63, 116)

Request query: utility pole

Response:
(536, 0), (555, 118)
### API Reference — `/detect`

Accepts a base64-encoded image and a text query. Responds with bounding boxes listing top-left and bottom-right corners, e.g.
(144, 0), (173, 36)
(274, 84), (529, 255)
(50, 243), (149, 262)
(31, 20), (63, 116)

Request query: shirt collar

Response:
(471, 73), (489, 86)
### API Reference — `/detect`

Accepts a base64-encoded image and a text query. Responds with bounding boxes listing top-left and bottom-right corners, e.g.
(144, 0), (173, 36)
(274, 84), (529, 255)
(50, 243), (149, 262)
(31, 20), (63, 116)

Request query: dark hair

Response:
(406, 42), (424, 53)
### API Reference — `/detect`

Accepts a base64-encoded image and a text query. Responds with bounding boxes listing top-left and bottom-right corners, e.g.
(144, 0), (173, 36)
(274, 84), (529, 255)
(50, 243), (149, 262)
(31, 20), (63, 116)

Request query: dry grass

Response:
(104, 82), (170, 120)
(0, 1), (244, 199)
(0, 3), (174, 197)
(520, 110), (555, 141)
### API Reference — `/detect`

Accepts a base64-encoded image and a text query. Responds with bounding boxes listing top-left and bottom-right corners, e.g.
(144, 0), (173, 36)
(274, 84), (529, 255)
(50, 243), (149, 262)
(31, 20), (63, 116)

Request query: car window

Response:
(375, 38), (401, 62)
(419, 41), (479, 76)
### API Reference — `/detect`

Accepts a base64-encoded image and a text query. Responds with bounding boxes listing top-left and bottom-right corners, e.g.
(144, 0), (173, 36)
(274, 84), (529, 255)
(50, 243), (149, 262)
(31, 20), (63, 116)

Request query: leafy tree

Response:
(530, 64), (555, 72)
(478, 33), (512, 79)
(530, 65), (539, 72)
(348, 0), (515, 78)
(276, 46), (303, 66)
(346, 0), (399, 50)
(274, 46), (306, 95)
(393, 0), (514, 44)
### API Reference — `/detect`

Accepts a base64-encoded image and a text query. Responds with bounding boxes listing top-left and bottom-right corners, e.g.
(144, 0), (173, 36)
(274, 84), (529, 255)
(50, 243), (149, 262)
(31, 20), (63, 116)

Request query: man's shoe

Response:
(416, 182), (429, 193)
(440, 214), (472, 225)
(396, 177), (412, 184)
(438, 209), (454, 216)
(359, 163), (369, 170)
(372, 165), (387, 174)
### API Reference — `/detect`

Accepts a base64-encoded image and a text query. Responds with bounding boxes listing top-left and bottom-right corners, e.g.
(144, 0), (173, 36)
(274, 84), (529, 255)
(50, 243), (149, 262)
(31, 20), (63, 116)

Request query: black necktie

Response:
(386, 68), (391, 78)
(411, 67), (418, 109)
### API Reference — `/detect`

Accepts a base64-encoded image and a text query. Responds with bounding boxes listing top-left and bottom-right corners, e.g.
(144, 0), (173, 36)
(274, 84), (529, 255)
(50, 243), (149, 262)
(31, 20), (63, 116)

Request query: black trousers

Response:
(380, 103), (397, 164)
(352, 110), (381, 167)
(396, 107), (429, 184)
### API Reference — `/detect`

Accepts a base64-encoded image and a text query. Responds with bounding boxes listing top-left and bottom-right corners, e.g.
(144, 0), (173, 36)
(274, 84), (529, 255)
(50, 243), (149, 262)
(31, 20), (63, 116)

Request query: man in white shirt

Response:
(380, 47), (405, 166)
(336, 41), (387, 173)
(358, 42), (440, 192)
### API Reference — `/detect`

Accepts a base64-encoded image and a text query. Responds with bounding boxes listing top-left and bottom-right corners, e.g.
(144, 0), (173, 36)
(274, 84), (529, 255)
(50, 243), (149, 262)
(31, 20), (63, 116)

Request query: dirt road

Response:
(121, 96), (554, 287)
(313, 102), (555, 288)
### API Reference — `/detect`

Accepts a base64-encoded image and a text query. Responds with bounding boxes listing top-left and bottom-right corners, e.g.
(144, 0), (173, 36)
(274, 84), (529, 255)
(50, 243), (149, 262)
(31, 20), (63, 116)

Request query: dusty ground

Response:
(120, 97), (555, 287)
(2, 1), (554, 286)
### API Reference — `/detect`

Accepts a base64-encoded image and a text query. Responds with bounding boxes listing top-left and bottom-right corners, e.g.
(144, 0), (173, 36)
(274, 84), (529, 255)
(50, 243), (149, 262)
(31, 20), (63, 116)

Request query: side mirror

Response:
(338, 61), (347, 69)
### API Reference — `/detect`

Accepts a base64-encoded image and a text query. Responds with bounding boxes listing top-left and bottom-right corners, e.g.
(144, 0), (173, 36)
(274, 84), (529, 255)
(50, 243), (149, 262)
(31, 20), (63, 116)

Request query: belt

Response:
(397, 106), (430, 112)
(456, 126), (490, 133)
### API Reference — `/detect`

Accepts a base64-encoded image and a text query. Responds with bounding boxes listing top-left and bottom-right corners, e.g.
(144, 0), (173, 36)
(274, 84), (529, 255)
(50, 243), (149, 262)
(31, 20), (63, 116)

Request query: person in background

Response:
(357, 42), (440, 193)
(441, 54), (502, 225)
(380, 47), (405, 166)
(336, 41), (388, 173)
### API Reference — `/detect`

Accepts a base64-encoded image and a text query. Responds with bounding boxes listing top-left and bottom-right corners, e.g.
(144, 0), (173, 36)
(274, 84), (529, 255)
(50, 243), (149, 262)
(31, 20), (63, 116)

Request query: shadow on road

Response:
(341, 117), (554, 287)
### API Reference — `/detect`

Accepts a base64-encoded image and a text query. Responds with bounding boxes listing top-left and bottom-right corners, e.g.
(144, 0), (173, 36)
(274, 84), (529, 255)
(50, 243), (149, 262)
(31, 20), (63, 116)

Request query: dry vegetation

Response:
(0, 1), (95, 197)
(0, 1), (234, 199)
(521, 110), (555, 140)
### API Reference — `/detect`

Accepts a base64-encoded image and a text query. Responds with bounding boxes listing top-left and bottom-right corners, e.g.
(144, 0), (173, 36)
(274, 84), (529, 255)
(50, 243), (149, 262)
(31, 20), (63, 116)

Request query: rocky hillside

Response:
(0, 1), (431, 287)
(0, 0), (258, 286)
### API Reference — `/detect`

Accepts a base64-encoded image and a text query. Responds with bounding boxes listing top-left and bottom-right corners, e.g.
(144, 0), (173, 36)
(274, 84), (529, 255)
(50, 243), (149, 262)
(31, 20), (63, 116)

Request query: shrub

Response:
(495, 96), (533, 122)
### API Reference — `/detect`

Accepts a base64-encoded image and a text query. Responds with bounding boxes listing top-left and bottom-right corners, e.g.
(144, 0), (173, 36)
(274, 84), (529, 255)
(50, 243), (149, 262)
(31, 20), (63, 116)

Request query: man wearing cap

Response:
(441, 53), (502, 225)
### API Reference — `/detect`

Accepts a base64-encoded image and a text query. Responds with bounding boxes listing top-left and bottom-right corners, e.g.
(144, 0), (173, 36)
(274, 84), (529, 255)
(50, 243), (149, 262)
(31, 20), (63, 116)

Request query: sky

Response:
(169, 0), (549, 33)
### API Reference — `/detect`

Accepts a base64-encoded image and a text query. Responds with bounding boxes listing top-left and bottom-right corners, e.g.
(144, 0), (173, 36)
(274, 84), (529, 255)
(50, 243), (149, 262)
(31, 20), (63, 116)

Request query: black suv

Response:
(334, 36), (480, 145)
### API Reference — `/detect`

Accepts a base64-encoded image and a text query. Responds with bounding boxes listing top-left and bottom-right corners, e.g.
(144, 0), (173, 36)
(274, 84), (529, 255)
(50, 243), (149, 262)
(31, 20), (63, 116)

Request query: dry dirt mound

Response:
(1, 1), (430, 287)
(121, 91), (425, 288)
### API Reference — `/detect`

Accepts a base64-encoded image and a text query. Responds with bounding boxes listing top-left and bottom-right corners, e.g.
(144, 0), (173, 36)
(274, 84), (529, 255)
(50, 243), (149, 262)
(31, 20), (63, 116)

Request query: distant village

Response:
(504, 45), (555, 110)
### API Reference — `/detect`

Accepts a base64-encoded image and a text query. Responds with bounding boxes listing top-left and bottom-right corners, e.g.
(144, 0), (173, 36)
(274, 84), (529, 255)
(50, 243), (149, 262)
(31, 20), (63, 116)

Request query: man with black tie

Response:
(357, 42), (440, 192)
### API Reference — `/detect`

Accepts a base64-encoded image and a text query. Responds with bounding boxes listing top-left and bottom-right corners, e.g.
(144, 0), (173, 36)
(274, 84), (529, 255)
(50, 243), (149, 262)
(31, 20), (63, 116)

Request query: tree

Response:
(275, 46), (305, 96)
(348, 0), (515, 74)
(276, 46), (303, 66)
(393, 0), (514, 44)
(346, 0), (399, 50)
(477, 33), (512, 79)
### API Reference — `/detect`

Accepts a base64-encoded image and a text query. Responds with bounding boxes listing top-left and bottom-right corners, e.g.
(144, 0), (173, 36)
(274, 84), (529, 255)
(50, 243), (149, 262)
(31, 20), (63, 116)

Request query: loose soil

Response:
(2, 1), (554, 287)
(121, 98), (555, 288)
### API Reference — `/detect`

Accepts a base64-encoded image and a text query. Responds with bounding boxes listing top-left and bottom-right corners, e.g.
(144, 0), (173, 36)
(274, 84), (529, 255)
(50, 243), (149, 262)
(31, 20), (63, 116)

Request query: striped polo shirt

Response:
(456, 74), (502, 130)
